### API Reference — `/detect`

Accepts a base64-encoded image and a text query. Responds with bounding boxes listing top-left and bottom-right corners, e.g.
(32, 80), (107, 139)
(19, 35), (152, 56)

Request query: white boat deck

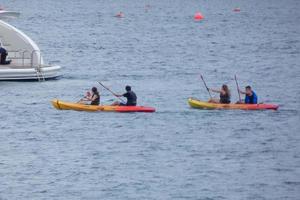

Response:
(0, 16), (61, 80)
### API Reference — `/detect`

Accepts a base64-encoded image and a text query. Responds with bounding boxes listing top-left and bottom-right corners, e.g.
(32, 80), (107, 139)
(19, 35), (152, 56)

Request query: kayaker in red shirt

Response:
(208, 84), (231, 104)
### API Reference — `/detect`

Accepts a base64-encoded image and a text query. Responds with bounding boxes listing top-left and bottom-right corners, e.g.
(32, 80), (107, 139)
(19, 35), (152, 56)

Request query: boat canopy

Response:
(0, 19), (43, 67)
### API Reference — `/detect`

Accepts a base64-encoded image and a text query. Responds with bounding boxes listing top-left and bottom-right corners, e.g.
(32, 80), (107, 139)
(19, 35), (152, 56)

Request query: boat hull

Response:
(0, 65), (61, 80)
(188, 98), (279, 110)
(51, 99), (156, 113)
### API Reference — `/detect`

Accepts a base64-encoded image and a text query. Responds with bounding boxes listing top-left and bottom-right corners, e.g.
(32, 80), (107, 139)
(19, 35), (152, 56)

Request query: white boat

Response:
(0, 10), (61, 81)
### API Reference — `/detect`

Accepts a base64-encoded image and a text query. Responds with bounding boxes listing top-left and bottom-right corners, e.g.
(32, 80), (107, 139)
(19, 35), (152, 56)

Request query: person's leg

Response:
(3, 53), (7, 61)
(4, 60), (11, 65)
(208, 98), (219, 103)
(0, 53), (4, 64)
(111, 101), (120, 106)
(77, 99), (87, 104)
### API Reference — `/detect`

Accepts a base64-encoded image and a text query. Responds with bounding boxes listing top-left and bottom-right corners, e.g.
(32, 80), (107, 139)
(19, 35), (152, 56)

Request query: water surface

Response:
(0, 0), (299, 199)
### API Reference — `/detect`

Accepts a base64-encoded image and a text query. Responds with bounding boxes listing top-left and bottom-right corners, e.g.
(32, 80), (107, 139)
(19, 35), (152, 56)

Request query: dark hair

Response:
(245, 86), (251, 90)
(222, 84), (230, 96)
(92, 87), (98, 93)
(125, 85), (131, 91)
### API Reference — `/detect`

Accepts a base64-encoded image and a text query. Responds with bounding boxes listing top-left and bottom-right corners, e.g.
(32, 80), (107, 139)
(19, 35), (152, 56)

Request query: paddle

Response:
(77, 96), (88, 103)
(77, 98), (83, 103)
(200, 74), (212, 99)
(98, 82), (126, 104)
(77, 91), (92, 103)
(234, 75), (242, 102)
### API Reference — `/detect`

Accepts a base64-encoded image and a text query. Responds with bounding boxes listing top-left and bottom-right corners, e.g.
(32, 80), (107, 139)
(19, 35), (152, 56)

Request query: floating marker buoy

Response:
(115, 12), (124, 18)
(145, 4), (151, 12)
(194, 12), (204, 21)
(233, 8), (241, 12)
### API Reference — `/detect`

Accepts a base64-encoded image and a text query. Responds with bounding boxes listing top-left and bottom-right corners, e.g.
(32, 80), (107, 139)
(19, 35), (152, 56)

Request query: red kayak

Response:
(114, 106), (155, 112)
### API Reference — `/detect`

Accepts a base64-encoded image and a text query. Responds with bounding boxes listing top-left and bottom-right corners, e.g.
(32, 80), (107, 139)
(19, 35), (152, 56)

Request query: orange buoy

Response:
(194, 12), (204, 21)
(115, 12), (124, 18)
(233, 8), (241, 12)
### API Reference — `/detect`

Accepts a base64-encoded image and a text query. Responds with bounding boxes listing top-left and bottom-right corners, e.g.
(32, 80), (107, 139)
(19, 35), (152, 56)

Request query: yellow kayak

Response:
(188, 98), (279, 110)
(51, 99), (156, 112)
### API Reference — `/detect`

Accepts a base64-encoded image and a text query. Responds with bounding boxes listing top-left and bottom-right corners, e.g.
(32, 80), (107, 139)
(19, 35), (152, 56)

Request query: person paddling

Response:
(79, 87), (100, 105)
(111, 85), (137, 106)
(238, 85), (258, 104)
(208, 84), (231, 104)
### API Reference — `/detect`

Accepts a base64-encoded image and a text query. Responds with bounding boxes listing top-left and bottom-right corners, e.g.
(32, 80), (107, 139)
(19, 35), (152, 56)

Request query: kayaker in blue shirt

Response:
(238, 85), (258, 104)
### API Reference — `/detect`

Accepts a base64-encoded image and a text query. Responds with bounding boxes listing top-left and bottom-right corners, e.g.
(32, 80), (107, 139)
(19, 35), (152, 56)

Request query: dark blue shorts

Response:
(119, 103), (136, 106)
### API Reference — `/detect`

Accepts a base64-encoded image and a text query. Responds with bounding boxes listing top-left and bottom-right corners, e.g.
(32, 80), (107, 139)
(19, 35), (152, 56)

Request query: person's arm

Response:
(253, 95), (258, 104)
(122, 92), (129, 98)
(83, 94), (94, 101)
(81, 97), (89, 101)
(238, 89), (246, 95)
(209, 88), (222, 94)
(91, 95), (97, 101)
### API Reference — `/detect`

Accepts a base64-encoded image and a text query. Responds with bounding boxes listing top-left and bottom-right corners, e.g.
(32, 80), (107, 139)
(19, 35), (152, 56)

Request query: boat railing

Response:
(7, 49), (45, 81)
(22, 50), (31, 66)
(8, 49), (33, 67)
(31, 50), (45, 81)
(30, 49), (42, 69)
(8, 49), (43, 68)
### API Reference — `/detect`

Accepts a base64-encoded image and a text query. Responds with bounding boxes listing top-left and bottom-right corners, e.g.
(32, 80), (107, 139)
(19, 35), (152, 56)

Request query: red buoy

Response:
(115, 12), (124, 18)
(145, 4), (151, 12)
(194, 12), (204, 21)
(233, 8), (241, 12)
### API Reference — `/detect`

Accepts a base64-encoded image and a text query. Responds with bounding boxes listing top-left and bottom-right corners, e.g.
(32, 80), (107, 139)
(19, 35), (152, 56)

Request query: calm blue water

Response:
(1, 0), (300, 199)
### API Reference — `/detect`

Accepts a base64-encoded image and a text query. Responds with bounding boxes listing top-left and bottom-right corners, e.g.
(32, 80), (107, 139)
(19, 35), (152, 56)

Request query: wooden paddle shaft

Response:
(200, 75), (212, 99)
(235, 75), (242, 102)
(98, 82), (126, 103)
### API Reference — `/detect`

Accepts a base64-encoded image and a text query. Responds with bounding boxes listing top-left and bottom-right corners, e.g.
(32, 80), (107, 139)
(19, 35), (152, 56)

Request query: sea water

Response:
(0, 0), (299, 199)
